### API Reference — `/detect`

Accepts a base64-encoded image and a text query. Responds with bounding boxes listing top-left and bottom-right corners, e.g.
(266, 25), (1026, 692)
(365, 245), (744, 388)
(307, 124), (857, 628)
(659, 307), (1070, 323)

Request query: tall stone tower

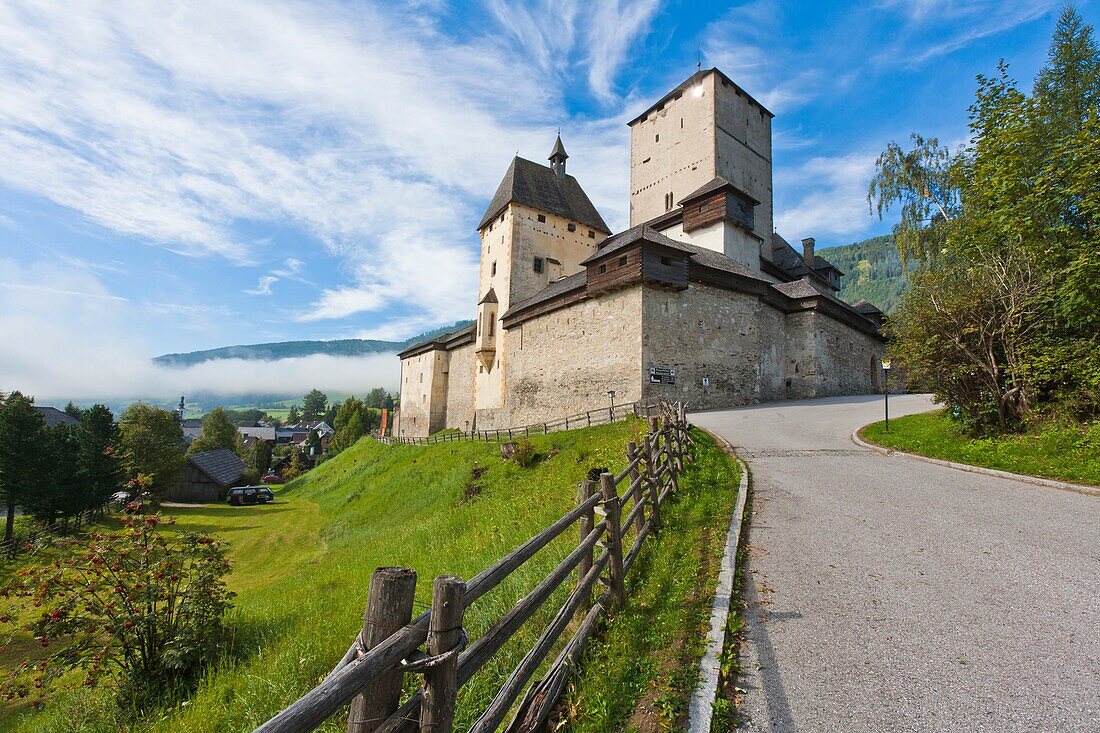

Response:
(628, 68), (774, 271)
(471, 137), (610, 423)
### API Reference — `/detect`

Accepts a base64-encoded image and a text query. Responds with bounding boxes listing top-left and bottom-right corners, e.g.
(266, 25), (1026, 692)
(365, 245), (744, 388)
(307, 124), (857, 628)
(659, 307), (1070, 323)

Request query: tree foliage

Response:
(118, 404), (185, 500)
(0, 392), (49, 542)
(877, 6), (1100, 432)
(300, 390), (327, 422)
(0, 514), (233, 709)
(187, 408), (242, 456)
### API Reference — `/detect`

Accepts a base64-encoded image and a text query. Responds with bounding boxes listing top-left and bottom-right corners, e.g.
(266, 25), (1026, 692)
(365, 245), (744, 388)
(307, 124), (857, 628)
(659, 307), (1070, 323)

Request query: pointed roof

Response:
(477, 157), (609, 233)
(549, 134), (568, 161)
(478, 287), (498, 304)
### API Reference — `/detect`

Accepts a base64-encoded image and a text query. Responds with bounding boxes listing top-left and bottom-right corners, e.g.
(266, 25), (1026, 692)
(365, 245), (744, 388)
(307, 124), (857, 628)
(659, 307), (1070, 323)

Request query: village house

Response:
(397, 68), (885, 437)
(167, 448), (247, 503)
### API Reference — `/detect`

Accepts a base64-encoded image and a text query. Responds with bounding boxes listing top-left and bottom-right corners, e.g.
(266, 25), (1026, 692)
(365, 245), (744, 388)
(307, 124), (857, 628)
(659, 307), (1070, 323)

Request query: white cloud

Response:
(245, 275), (278, 296)
(584, 0), (663, 102)
(774, 152), (880, 239)
(0, 258), (399, 400)
(0, 0), (644, 337)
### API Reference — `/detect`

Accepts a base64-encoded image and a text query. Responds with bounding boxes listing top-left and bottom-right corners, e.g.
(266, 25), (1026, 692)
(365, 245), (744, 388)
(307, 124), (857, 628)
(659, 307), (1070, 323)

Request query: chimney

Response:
(801, 237), (815, 267)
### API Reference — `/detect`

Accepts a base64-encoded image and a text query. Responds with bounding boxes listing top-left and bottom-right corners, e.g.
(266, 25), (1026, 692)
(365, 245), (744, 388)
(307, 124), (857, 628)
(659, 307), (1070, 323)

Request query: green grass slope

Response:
(4, 419), (738, 733)
(861, 410), (1100, 487)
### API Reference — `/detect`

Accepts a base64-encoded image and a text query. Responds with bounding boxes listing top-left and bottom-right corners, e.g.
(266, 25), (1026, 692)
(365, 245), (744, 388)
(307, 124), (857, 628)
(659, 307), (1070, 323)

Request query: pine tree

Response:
(79, 404), (124, 512)
(1034, 6), (1100, 134)
(0, 392), (50, 541)
(301, 390), (328, 422)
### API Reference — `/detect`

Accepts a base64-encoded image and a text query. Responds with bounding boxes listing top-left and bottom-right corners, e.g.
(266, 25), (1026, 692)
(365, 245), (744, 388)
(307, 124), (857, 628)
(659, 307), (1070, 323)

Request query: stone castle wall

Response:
(496, 286), (644, 429)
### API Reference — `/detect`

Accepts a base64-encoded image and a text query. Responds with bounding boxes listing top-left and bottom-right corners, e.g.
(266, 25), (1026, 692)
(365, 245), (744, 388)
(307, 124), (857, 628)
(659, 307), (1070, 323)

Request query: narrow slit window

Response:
(533, 257), (544, 274)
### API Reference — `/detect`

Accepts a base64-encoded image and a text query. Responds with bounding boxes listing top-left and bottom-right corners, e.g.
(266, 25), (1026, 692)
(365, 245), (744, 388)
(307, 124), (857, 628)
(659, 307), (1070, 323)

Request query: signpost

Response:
(648, 366), (676, 385)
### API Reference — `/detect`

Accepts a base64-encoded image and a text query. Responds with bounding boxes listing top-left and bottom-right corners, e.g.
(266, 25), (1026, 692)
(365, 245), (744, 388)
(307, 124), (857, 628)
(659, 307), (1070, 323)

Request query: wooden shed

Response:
(167, 448), (247, 503)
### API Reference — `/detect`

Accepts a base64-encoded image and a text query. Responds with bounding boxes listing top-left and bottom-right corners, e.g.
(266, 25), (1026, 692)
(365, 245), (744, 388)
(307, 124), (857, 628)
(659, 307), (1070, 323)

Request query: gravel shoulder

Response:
(692, 394), (1100, 733)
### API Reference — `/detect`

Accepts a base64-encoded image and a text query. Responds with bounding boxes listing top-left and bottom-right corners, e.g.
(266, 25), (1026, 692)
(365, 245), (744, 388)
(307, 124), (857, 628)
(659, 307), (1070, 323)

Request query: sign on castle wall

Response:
(648, 365), (676, 385)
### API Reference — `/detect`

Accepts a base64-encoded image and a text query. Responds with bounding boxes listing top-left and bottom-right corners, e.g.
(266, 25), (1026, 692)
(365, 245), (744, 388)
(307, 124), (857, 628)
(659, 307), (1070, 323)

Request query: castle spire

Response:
(549, 133), (568, 178)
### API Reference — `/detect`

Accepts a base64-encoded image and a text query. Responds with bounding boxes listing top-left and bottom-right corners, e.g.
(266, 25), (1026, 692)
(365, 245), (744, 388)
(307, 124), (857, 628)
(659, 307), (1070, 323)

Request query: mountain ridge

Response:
(154, 320), (475, 367)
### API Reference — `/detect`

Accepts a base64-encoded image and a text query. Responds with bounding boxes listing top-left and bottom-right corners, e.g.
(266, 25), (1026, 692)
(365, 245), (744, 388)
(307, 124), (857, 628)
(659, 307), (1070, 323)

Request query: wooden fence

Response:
(1, 508), (98, 560)
(377, 401), (661, 446)
(256, 402), (693, 733)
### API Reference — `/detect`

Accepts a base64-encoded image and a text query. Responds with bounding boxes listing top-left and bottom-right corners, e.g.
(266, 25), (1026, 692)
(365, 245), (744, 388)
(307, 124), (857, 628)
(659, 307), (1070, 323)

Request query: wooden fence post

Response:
(576, 479), (596, 609)
(599, 473), (626, 609)
(626, 442), (644, 534)
(645, 433), (661, 535)
(348, 567), (418, 733)
(419, 576), (465, 733)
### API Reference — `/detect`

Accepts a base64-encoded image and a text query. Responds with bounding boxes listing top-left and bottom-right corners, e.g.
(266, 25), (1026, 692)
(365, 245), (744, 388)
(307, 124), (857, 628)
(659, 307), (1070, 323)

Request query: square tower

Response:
(628, 68), (774, 248)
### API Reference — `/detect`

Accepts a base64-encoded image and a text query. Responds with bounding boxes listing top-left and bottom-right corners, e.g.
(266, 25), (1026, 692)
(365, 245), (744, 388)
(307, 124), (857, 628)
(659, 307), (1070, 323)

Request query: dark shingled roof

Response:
(769, 233), (845, 278)
(680, 176), (760, 205)
(503, 271), (588, 319)
(851, 299), (883, 314)
(188, 448), (246, 487)
(34, 406), (79, 428)
(478, 157), (609, 233)
(772, 278), (824, 299)
(478, 287), (498, 304)
(581, 224), (695, 265)
(397, 323), (477, 358)
(549, 134), (568, 160)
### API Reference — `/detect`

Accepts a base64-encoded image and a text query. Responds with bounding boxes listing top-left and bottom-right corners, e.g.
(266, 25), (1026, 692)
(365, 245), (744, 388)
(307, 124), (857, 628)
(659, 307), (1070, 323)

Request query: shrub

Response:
(0, 514), (234, 711)
(511, 440), (537, 468)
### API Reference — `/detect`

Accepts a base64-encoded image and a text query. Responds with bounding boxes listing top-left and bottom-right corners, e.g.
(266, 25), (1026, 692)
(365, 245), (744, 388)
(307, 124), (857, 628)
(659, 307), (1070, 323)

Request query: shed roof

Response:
(478, 156), (609, 233)
(33, 406), (79, 428)
(188, 449), (246, 487)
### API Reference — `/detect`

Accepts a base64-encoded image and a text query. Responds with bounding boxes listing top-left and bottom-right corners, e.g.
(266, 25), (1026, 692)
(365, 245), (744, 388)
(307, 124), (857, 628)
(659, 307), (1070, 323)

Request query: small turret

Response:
(549, 134), (568, 178)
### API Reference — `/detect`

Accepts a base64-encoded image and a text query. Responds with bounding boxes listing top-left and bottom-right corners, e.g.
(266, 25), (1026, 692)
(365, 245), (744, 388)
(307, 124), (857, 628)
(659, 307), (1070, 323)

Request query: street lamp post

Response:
(881, 358), (892, 433)
(607, 390), (616, 423)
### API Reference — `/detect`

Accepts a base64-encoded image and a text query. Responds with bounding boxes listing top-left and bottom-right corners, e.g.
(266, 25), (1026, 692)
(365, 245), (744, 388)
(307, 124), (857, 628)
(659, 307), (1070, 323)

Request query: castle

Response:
(397, 68), (885, 437)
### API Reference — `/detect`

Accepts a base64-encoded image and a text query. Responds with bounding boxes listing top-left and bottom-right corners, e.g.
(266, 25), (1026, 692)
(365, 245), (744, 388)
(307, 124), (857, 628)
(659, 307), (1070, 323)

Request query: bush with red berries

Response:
(0, 514), (233, 709)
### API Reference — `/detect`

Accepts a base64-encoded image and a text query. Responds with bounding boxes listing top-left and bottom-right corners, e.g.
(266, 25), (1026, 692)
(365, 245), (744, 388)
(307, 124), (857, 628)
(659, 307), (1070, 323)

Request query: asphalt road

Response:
(692, 394), (1100, 733)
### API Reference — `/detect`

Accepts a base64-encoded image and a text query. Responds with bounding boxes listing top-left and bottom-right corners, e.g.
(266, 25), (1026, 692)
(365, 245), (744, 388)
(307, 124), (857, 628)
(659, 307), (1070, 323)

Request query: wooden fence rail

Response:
(0, 507), (99, 561)
(255, 402), (693, 733)
(375, 401), (661, 446)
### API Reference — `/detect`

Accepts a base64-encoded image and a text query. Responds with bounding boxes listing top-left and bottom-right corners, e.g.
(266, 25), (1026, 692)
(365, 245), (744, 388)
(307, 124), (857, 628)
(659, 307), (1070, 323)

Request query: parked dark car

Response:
(262, 473), (285, 484)
(226, 486), (275, 506)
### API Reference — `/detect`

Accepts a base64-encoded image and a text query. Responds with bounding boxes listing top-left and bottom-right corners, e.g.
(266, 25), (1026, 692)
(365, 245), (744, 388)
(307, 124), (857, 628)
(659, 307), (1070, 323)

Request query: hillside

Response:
(822, 235), (911, 313)
(153, 320), (474, 367)
(2, 420), (738, 732)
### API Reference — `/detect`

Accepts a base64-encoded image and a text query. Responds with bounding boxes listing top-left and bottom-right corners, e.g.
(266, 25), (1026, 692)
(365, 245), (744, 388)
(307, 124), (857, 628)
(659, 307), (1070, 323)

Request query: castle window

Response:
(588, 230), (595, 238)
(680, 118), (684, 128)
(598, 264), (607, 274)
(533, 257), (544, 274)
(619, 256), (628, 266)
(537, 214), (546, 223)
(489, 317), (495, 337)
(567, 223), (576, 232)
(499, 214), (504, 223)
(491, 261), (496, 276)
(655, 133), (659, 142)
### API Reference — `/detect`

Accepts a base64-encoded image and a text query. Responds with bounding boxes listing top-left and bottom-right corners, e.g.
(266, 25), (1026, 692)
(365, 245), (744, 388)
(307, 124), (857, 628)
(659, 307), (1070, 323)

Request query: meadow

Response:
(1, 418), (738, 732)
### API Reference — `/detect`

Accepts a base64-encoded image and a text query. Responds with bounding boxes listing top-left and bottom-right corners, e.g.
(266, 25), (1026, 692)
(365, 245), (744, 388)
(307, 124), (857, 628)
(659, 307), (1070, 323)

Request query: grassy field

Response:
(1, 419), (738, 732)
(861, 410), (1100, 487)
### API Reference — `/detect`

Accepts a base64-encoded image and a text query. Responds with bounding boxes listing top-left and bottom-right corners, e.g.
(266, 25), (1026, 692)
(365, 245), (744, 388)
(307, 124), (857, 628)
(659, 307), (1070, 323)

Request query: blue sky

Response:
(0, 0), (1092, 400)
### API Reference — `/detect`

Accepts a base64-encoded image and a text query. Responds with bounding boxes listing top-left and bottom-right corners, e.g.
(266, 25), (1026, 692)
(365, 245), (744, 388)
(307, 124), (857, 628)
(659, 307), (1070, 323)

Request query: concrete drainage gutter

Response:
(687, 431), (751, 733)
(852, 427), (1100, 498)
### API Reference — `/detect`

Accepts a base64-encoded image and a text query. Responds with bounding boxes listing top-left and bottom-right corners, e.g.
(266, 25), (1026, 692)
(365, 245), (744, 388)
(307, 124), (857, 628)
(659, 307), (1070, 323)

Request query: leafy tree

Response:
(364, 387), (390, 409)
(245, 439), (273, 482)
(0, 392), (49, 542)
(301, 390), (327, 422)
(286, 405), (301, 425)
(282, 452), (305, 479)
(117, 404), (185, 501)
(79, 405), (125, 513)
(879, 6), (1100, 432)
(0, 514), (233, 709)
(187, 408), (242, 456)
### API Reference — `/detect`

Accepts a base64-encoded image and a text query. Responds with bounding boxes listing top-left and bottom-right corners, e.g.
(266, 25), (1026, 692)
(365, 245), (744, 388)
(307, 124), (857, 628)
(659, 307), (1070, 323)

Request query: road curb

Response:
(852, 427), (1100, 498)
(688, 429), (751, 733)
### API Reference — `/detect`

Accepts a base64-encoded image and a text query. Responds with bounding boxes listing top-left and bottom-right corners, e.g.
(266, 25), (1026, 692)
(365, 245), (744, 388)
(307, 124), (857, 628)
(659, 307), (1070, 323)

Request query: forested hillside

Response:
(821, 235), (910, 313)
